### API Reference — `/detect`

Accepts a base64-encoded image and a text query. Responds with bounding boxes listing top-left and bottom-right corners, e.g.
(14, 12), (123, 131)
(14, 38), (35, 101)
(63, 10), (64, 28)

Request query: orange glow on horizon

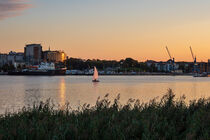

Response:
(1, 1), (210, 62)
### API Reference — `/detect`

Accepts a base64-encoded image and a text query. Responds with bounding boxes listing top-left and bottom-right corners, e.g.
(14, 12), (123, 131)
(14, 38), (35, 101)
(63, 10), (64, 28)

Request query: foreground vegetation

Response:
(0, 89), (209, 140)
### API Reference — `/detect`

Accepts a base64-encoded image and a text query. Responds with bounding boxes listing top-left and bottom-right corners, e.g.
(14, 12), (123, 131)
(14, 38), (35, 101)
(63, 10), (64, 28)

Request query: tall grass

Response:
(0, 89), (209, 140)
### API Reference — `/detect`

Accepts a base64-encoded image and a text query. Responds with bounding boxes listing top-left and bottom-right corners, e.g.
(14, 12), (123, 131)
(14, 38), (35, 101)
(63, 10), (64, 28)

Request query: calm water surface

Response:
(0, 75), (210, 114)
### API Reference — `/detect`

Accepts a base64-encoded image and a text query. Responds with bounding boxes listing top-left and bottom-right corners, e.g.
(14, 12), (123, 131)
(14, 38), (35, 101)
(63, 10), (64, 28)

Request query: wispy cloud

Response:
(0, 0), (32, 21)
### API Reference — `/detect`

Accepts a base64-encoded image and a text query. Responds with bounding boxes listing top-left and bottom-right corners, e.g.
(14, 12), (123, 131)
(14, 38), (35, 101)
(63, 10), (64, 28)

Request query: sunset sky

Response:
(1, 0), (210, 61)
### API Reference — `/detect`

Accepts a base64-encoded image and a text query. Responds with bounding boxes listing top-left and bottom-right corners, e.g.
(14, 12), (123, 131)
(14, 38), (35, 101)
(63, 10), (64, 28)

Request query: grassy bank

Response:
(0, 89), (209, 140)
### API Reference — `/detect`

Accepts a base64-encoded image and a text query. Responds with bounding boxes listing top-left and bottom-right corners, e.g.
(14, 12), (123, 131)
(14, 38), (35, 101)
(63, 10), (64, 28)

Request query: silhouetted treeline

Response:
(65, 57), (157, 72)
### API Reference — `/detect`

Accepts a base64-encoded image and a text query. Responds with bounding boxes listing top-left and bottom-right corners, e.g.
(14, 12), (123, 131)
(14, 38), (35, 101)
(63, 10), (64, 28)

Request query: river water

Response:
(0, 75), (209, 114)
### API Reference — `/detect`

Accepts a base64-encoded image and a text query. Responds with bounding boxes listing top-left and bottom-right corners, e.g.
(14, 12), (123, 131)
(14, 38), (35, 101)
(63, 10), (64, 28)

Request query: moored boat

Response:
(8, 62), (66, 76)
(193, 72), (208, 77)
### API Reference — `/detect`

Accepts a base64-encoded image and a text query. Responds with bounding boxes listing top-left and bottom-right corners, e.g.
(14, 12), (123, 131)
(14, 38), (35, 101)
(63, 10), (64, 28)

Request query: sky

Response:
(1, 0), (210, 62)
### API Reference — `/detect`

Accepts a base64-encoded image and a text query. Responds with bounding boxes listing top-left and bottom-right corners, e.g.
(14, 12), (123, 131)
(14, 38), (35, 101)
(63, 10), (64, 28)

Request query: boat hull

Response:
(8, 71), (55, 76)
(8, 69), (66, 76)
(193, 73), (208, 77)
(92, 79), (100, 82)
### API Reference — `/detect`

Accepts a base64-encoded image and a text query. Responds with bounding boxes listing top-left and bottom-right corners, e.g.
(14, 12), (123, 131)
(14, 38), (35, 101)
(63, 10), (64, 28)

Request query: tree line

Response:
(65, 57), (157, 72)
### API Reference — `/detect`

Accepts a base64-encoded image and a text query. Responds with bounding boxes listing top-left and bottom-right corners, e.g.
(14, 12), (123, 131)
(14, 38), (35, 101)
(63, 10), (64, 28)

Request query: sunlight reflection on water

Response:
(0, 76), (209, 114)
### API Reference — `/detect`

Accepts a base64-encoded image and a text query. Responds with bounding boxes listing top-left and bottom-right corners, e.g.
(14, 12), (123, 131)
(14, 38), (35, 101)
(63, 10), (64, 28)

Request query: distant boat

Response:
(92, 66), (99, 82)
(193, 72), (208, 77)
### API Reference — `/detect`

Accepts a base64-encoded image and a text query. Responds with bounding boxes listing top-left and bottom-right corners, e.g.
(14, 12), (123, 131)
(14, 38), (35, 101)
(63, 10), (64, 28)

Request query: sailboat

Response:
(92, 66), (99, 82)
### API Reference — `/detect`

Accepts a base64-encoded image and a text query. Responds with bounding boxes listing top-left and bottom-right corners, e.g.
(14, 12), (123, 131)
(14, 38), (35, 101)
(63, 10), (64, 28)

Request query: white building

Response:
(7, 52), (25, 68)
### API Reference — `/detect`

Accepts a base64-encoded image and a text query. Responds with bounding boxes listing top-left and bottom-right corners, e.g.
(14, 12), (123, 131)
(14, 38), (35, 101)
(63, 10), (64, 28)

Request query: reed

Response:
(0, 89), (209, 140)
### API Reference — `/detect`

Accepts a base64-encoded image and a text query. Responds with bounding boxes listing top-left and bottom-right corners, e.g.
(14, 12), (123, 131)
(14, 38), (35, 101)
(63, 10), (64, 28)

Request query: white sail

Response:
(93, 66), (99, 80)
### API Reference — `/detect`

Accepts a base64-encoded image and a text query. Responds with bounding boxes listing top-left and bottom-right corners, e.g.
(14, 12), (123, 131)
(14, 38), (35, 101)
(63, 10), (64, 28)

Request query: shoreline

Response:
(0, 73), (194, 76)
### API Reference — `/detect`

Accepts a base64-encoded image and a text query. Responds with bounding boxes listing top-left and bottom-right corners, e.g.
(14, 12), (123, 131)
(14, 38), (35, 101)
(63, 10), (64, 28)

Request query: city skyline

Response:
(1, 0), (210, 61)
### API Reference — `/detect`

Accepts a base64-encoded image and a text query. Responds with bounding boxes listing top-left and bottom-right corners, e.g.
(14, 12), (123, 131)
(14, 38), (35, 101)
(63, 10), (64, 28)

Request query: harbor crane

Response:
(166, 46), (172, 60)
(190, 46), (196, 63)
(165, 46), (175, 72)
(189, 46), (197, 73)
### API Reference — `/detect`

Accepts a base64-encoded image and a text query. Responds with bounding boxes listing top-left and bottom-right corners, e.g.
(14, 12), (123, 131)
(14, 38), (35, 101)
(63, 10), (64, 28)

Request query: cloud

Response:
(0, 0), (32, 21)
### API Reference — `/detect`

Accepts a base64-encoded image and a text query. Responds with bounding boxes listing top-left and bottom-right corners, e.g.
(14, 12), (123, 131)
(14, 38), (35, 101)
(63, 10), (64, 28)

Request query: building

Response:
(43, 49), (66, 63)
(0, 54), (8, 67)
(154, 60), (177, 73)
(24, 44), (42, 64)
(7, 52), (15, 65)
(15, 53), (24, 63)
(207, 59), (210, 73)
(0, 52), (25, 68)
(198, 62), (207, 73)
(7, 51), (25, 68)
(146, 60), (157, 67)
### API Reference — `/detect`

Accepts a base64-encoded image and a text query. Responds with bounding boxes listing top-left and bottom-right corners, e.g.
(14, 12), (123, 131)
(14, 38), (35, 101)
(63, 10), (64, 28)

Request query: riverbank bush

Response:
(0, 89), (209, 140)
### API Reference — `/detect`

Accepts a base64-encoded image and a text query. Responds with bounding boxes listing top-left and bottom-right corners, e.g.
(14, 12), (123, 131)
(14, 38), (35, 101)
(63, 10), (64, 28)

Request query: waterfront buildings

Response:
(0, 52), (25, 69)
(207, 59), (210, 73)
(1, 43), (210, 74)
(0, 54), (8, 67)
(0, 43), (67, 70)
(24, 44), (42, 64)
(43, 49), (66, 63)
(8, 51), (25, 68)
(8, 51), (24, 64)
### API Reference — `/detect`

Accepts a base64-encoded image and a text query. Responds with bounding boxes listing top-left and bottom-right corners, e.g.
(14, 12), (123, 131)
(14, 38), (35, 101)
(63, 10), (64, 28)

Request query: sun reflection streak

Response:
(60, 78), (66, 109)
